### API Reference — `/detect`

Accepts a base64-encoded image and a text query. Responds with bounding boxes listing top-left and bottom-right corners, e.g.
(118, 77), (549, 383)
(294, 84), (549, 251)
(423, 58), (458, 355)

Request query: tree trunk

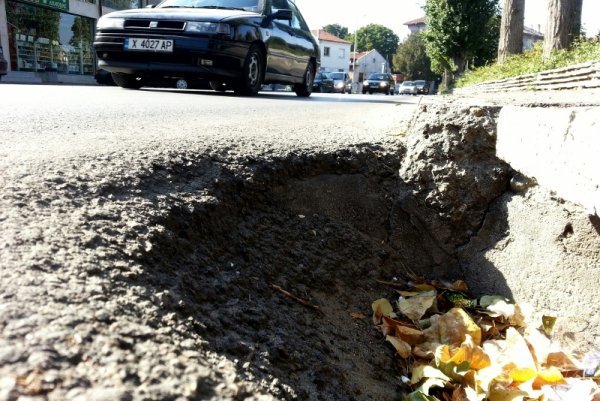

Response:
(543, 0), (583, 60)
(498, 0), (525, 63)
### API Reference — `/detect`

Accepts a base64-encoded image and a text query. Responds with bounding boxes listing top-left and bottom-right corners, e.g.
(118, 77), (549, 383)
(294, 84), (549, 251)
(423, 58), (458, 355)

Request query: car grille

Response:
(124, 20), (186, 31)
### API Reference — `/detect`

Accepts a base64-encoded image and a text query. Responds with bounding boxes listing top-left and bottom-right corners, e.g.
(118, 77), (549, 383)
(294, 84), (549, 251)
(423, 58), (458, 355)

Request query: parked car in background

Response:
(414, 80), (429, 94)
(398, 81), (417, 95)
(313, 72), (334, 93)
(0, 45), (8, 80)
(362, 72), (395, 95)
(328, 71), (351, 94)
(94, 0), (320, 97)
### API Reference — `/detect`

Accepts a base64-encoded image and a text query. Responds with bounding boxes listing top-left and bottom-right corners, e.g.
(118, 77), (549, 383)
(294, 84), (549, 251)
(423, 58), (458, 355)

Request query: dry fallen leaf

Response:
(386, 335), (412, 358)
(439, 308), (482, 346)
(350, 311), (367, 320)
(398, 291), (436, 322)
(372, 298), (396, 324)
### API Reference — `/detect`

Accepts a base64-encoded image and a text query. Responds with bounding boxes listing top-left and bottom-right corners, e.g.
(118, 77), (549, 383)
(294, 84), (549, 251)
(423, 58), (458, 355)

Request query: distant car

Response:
(0, 45), (8, 80)
(328, 71), (351, 94)
(362, 72), (395, 95)
(94, 0), (320, 97)
(414, 80), (429, 94)
(398, 81), (417, 95)
(313, 72), (334, 93)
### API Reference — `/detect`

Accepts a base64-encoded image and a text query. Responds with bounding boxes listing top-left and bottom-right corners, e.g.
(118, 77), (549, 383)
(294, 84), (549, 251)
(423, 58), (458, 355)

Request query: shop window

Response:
(103, 0), (141, 10)
(6, 0), (95, 75)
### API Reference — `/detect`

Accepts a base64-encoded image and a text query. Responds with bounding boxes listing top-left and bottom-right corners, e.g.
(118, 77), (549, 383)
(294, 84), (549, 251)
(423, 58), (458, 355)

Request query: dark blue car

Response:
(94, 0), (320, 96)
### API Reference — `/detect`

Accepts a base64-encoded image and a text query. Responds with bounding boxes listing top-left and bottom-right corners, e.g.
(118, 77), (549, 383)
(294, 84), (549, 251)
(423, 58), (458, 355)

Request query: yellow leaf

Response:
(372, 298), (396, 324)
(386, 335), (412, 358)
(439, 308), (482, 346)
(509, 367), (536, 383)
(398, 293), (436, 322)
(437, 335), (491, 371)
(532, 367), (565, 389)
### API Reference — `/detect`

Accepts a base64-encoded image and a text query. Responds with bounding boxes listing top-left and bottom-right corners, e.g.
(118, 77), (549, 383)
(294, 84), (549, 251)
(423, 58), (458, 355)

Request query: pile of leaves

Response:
(371, 278), (600, 401)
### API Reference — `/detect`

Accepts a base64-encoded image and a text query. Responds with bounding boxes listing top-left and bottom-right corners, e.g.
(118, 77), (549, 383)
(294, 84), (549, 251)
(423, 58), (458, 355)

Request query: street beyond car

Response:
(94, 0), (320, 97)
(362, 72), (395, 95)
(0, 45), (8, 80)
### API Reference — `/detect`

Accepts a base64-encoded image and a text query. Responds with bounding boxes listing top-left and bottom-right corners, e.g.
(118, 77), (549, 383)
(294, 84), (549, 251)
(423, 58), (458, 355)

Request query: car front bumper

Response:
(94, 31), (248, 79)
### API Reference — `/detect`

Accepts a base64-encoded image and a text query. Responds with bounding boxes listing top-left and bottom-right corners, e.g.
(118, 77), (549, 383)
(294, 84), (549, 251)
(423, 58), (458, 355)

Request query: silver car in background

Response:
(398, 81), (417, 95)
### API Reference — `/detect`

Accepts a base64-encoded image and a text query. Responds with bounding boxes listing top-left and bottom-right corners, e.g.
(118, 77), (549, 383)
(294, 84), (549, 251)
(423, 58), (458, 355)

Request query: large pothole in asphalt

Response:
(137, 148), (459, 401)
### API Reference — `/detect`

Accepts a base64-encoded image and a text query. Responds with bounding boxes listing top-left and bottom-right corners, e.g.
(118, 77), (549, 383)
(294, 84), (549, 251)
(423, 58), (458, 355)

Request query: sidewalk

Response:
(1, 70), (96, 85)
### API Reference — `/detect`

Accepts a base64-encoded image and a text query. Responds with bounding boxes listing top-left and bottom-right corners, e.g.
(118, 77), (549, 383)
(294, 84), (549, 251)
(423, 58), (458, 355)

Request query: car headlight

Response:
(380, 82), (388, 87)
(363, 81), (370, 86)
(96, 17), (125, 29)
(185, 22), (232, 35)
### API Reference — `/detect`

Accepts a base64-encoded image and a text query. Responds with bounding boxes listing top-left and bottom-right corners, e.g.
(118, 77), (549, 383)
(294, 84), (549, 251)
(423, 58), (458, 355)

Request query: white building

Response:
(311, 29), (352, 73)
(349, 49), (390, 83)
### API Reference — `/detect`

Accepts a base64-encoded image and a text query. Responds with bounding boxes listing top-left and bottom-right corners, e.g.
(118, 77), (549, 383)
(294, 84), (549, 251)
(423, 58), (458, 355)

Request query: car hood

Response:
(103, 7), (259, 22)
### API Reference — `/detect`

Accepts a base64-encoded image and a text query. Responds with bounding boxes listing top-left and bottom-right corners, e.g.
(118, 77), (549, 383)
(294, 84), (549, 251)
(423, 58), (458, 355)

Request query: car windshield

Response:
(414, 80), (426, 85)
(328, 72), (345, 80)
(367, 74), (387, 80)
(316, 73), (329, 79)
(159, 0), (260, 11)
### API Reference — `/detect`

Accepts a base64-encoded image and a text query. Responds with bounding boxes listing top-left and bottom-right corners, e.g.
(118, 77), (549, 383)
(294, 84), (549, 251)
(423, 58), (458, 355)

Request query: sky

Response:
(295, 0), (600, 40)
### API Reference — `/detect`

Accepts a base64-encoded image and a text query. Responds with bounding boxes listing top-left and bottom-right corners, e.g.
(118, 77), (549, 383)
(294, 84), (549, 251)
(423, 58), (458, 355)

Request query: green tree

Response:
(423, 0), (500, 84)
(349, 24), (399, 65)
(323, 24), (349, 40)
(70, 17), (93, 46)
(393, 33), (437, 80)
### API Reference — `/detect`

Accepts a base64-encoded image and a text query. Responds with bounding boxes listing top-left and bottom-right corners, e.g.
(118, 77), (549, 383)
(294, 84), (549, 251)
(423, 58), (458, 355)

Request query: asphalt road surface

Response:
(0, 84), (419, 168)
(0, 83), (421, 401)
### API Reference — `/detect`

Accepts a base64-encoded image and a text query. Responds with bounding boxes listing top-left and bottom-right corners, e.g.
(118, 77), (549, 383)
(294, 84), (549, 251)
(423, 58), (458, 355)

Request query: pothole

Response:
(134, 147), (461, 401)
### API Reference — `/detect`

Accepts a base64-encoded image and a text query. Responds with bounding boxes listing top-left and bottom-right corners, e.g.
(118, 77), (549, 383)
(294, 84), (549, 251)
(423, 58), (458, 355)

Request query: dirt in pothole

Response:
(134, 153), (451, 401)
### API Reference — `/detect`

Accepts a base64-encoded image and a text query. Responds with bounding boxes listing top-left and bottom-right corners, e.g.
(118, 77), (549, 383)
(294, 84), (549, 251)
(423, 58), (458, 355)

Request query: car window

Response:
(160, 0), (260, 11)
(270, 0), (288, 13)
(288, 1), (309, 31)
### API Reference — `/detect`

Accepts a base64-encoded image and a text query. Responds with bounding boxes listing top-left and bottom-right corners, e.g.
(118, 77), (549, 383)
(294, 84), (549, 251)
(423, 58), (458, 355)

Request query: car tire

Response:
(175, 79), (188, 90)
(111, 73), (144, 89)
(234, 45), (264, 96)
(209, 80), (227, 92)
(293, 62), (314, 98)
(362, 90), (366, 94)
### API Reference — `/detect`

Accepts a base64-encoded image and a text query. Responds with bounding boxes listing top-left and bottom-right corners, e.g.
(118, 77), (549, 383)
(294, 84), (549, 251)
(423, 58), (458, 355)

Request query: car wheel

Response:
(209, 80), (227, 92)
(293, 62), (314, 98)
(234, 45), (264, 96)
(362, 90), (366, 94)
(175, 79), (188, 89)
(111, 73), (144, 89)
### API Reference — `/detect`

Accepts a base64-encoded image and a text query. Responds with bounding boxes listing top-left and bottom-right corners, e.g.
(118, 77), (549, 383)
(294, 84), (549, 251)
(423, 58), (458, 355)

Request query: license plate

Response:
(124, 38), (173, 52)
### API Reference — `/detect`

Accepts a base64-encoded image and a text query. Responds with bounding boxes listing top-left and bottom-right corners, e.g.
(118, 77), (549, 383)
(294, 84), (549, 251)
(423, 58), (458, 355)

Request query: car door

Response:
(287, 2), (314, 79)
(265, 0), (296, 79)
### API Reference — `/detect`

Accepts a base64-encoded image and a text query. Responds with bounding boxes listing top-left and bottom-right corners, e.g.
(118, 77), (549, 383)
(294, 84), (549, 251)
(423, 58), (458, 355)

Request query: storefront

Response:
(0, 0), (142, 78)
